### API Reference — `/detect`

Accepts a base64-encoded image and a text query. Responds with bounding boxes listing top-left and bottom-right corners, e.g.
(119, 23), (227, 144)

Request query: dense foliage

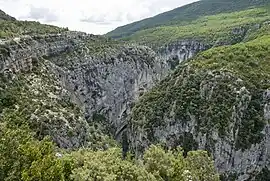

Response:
(106, 0), (270, 38)
(70, 145), (219, 181)
(0, 123), (73, 181)
(0, 124), (219, 181)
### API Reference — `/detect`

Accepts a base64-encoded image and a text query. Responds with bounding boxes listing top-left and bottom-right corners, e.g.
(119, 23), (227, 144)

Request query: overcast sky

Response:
(0, 0), (198, 35)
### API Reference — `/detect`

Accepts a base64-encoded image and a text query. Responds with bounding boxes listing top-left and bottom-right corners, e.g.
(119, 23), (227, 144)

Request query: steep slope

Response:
(0, 33), (118, 149)
(2, 5), (270, 180)
(46, 36), (167, 135)
(106, 0), (270, 38)
(128, 31), (270, 180)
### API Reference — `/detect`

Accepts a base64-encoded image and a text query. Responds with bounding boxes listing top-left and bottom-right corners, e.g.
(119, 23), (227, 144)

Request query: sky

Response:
(0, 0), (199, 35)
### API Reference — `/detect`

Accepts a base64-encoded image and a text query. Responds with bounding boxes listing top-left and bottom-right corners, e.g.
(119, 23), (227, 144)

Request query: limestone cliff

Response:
(155, 24), (258, 71)
(0, 31), (167, 146)
(128, 35), (270, 180)
(157, 40), (209, 70)
(48, 40), (167, 135)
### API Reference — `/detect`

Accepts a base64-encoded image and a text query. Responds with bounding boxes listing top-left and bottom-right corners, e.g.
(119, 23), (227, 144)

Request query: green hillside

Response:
(106, 0), (270, 38)
(121, 7), (270, 48)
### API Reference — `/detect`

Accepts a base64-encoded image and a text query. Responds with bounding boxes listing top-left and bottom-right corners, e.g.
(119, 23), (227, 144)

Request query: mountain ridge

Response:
(106, 0), (270, 38)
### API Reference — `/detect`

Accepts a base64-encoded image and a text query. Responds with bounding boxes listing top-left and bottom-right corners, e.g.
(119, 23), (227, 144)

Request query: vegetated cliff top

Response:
(0, 9), (16, 21)
(0, 9), (68, 39)
(118, 6), (270, 48)
(106, 0), (270, 38)
(130, 26), (270, 150)
(0, 9), (128, 57)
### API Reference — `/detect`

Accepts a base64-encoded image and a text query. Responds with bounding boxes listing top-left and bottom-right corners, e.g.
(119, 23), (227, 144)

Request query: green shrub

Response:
(71, 148), (156, 181)
(70, 145), (219, 181)
(143, 145), (219, 181)
(0, 123), (73, 181)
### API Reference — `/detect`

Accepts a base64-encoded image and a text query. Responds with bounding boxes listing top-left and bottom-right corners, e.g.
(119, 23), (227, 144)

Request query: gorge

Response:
(1, 0), (270, 180)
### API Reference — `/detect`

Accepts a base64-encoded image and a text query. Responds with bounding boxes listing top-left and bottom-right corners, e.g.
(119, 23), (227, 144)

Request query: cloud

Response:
(80, 14), (116, 25)
(24, 6), (58, 22)
(81, 18), (112, 25)
(0, 0), (199, 34)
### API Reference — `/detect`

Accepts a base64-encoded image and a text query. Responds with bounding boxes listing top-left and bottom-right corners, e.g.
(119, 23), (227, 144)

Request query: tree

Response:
(0, 123), (73, 181)
(143, 145), (219, 181)
(71, 148), (156, 181)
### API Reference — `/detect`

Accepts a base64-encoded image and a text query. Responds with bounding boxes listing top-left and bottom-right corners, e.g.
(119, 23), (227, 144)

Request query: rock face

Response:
(0, 33), (92, 148)
(0, 26), (250, 140)
(128, 36), (270, 180)
(157, 40), (209, 69)
(129, 70), (270, 181)
(49, 44), (168, 135)
(0, 32), (93, 74)
(0, 31), (168, 139)
(129, 80), (270, 180)
(155, 25), (252, 70)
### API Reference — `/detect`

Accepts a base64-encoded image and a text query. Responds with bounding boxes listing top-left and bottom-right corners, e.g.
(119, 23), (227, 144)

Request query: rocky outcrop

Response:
(0, 26), (251, 141)
(157, 40), (209, 69)
(154, 25), (252, 71)
(49, 45), (167, 135)
(0, 40), (91, 149)
(129, 89), (270, 180)
(0, 32), (95, 74)
(128, 70), (270, 180)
